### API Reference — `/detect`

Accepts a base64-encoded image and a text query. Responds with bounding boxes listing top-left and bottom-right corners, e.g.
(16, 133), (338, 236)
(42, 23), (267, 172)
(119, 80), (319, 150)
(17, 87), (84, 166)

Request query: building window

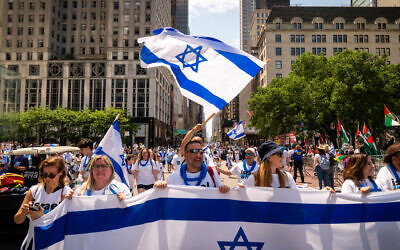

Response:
(378, 23), (386, 30)
(29, 65), (40, 75)
(124, 27), (129, 35)
(333, 35), (347, 43)
(276, 74), (282, 78)
(375, 35), (390, 43)
(275, 47), (282, 56)
(356, 22), (365, 30)
(18, 15), (23, 23)
(124, 39), (129, 47)
(291, 47), (305, 56)
(38, 53), (43, 60)
(113, 39), (118, 47)
(124, 14), (129, 22)
(114, 1), (119, 9)
(19, 2), (24, 10)
(312, 48), (326, 55)
(136, 64), (147, 75)
(134, 52), (139, 60)
(145, 14), (151, 22)
(293, 23), (302, 30)
(113, 27), (118, 35)
(114, 64), (126, 75)
(111, 79), (127, 109)
(114, 14), (119, 22)
(7, 27), (12, 35)
(275, 34), (281, 43)
(314, 23), (323, 30)
(28, 27), (34, 35)
(29, 2), (35, 10)
(39, 15), (45, 22)
(275, 60), (282, 69)
(27, 40), (33, 48)
(336, 23), (344, 30)
(123, 52), (129, 60)
(6, 40), (12, 48)
(16, 53), (22, 60)
(81, 12), (87, 20)
(28, 15), (34, 23)
(17, 40), (22, 47)
(6, 53), (11, 60)
(145, 27), (150, 35)
(275, 23), (280, 30)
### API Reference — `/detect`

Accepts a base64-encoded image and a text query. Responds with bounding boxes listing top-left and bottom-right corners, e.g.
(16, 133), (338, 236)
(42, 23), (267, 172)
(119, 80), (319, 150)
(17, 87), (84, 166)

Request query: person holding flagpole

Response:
(240, 141), (296, 189)
(376, 143), (400, 190)
(154, 141), (230, 193)
(216, 148), (259, 183)
(66, 155), (131, 200)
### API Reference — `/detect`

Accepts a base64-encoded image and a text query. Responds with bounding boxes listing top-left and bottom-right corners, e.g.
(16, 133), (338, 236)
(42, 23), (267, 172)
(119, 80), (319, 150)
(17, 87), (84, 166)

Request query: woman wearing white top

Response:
(133, 148), (159, 193)
(67, 155), (131, 200)
(155, 153), (165, 181)
(241, 141), (297, 189)
(14, 156), (71, 250)
(341, 154), (385, 194)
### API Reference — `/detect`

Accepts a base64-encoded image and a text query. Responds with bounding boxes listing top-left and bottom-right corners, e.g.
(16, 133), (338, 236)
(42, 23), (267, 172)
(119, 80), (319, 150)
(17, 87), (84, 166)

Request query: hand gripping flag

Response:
(93, 116), (129, 186)
(384, 105), (400, 127)
(227, 121), (245, 140)
(138, 28), (265, 112)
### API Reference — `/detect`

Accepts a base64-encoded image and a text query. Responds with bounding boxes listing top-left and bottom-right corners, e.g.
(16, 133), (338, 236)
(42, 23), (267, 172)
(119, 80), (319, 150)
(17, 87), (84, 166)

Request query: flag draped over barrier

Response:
(227, 121), (245, 140)
(138, 28), (265, 112)
(93, 117), (129, 186)
(32, 187), (400, 250)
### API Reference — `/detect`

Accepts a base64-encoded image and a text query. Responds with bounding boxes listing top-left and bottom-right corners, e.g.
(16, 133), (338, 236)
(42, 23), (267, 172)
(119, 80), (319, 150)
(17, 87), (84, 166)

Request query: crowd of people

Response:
(0, 124), (399, 249)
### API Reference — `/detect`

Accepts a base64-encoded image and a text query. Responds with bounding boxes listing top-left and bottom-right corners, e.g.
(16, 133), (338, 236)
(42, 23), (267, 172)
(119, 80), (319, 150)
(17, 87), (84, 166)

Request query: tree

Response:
(248, 50), (400, 147)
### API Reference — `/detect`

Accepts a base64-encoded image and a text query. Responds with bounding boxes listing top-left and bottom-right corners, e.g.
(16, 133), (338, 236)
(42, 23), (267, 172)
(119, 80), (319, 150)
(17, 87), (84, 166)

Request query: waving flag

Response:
(337, 120), (349, 146)
(138, 28), (265, 112)
(32, 187), (400, 250)
(384, 105), (400, 127)
(227, 121), (245, 140)
(93, 117), (129, 186)
(362, 123), (379, 155)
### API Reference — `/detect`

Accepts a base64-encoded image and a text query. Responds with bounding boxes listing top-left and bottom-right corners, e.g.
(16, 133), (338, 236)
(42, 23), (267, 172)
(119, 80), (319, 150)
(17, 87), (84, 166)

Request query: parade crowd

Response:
(0, 124), (399, 249)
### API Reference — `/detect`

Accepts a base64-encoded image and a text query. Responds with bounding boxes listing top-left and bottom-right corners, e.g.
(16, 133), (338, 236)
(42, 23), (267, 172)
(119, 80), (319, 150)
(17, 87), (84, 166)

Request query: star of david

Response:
(231, 130), (237, 136)
(176, 45), (207, 72)
(217, 227), (264, 250)
(120, 154), (126, 166)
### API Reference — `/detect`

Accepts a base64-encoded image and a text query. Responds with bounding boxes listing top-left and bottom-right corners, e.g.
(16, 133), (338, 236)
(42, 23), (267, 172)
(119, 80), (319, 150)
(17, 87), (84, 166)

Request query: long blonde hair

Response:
(81, 155), (115, 195)
(254, 159), (287, 188)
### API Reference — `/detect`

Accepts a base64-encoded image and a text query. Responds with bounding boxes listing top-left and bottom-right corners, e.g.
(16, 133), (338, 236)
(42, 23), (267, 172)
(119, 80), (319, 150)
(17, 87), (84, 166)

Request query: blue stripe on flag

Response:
(234, 132), (246, 140)
(112, 120), (120, 132)
(215, 49), (262, 77)
(140, 45), (228, 110)
(35, 197), (400, 249)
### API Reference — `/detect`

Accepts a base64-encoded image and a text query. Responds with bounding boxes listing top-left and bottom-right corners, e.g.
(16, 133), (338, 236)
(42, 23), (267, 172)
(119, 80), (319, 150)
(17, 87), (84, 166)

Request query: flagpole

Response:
(202, 113), (215, 127)
(114, 114), (120, 121)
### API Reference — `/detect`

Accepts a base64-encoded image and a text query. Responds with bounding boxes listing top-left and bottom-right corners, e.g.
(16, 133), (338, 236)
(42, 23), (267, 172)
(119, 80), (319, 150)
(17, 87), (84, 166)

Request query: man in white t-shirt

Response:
(171, 152), (183, 172)
(78, 139), (93, 181)
(154, 141), (230, 193)
(377, 143), (400, 190)
(216, 148), (259, 183)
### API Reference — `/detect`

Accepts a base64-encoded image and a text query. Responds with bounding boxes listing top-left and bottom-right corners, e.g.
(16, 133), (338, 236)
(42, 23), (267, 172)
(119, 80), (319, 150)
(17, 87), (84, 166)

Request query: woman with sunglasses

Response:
(68, 155), (131, 200)
(341, 154), (385, 194)
(133, 148), (160, 193)
(240, 141), (296, 189)
(14, 156), (71, 249)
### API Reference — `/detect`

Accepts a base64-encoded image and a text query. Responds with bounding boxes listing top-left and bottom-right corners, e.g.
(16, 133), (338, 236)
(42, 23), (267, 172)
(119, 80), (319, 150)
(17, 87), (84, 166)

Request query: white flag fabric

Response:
(31, 187), (400, 250)
(93, 118), (129, 186)
(227, 121), (245, 140)
(138, 28), (265, 112)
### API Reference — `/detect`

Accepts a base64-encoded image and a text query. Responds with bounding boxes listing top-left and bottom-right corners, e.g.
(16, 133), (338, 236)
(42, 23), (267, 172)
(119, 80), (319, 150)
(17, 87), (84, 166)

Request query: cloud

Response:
(189, 0), (239, 17)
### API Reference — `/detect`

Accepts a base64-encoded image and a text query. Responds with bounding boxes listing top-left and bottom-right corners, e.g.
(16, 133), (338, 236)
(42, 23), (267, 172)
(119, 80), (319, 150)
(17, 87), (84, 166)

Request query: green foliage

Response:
(249, 50), (400, 144)
(0, 107), (138, 145)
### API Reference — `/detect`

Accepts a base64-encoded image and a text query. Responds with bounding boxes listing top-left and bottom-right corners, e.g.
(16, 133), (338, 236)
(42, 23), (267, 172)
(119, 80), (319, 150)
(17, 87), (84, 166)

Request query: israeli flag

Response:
(138, 28), (265, 112)
(227, 121), (245, 140)
(93, 117), (129, 186)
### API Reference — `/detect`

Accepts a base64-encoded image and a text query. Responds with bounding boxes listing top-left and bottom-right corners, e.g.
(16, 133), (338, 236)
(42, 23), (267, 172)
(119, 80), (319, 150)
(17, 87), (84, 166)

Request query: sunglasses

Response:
(42, 172), (60, 179)
(92, 164), (111, 170)
(187, 149), (204, 154)
(245, 153), (254, 156)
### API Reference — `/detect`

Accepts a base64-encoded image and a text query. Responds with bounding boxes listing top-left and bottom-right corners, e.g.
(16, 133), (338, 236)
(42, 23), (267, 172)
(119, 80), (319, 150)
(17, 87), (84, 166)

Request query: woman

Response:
(241, 141), (296, 188)
(14, 156), (71, 250)
(313, 145), (330, 189)
(133, 148), (160, 193)
(341, 154), (385, 194)
(154, 153), (165, 181)
(71, 155), (131, 200)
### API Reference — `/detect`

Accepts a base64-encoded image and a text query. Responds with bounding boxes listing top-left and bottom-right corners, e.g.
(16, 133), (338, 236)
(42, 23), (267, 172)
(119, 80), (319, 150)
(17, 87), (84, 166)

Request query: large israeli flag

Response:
(31, 187), (400, 249)
(227, 121), (245, 140)
(138, 28), (265, 112)
(93, 117), (129, 186)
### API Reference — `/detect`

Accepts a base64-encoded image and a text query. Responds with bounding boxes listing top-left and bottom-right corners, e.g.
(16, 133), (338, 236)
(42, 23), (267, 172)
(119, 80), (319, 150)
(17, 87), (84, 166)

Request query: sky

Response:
(188, 0), (351, 139)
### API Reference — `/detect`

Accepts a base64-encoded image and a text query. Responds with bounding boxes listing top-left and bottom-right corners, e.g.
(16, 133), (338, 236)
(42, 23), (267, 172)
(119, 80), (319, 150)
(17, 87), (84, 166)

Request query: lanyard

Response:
(87, 183), (119, 196)
(243, 160), (256, 173)
(83, 155), (92, 171)
(180, 163), (207, 186)
(139, 158), (150, 167)
(389, 164), (400, 183)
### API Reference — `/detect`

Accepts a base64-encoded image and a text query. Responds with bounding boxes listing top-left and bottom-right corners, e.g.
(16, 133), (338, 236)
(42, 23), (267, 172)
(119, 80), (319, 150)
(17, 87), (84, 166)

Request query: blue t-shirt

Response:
(292, 150), (303, 162)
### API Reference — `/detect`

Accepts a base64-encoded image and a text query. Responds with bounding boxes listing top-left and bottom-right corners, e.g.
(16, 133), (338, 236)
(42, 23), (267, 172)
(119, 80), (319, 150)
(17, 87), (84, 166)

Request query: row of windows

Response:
(8, 1), (46, 10)
(273, 34), (399, 43)
(274, 47), (392, 56)
(6, 27), (45, 36)
(5, 52), (44, 61)
(275, 22), (389, 30)
(7, 14), (45, 23)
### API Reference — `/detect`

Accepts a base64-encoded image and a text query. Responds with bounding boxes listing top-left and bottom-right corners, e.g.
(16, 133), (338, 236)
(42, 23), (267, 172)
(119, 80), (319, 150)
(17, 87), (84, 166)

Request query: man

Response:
(78, 139), (93, 181)
(154, 141), (230, 193)
(377, 143), (400, 190)
(216, 148), (259, 183)
(292, 145), (305, 183)
(159, 147), (167, 167)
(9, 153), (29, 175)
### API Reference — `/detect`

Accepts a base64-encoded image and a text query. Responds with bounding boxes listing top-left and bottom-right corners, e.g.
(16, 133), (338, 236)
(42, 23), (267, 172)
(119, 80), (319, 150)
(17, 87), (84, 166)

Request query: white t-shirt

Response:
(167, 167), (222, 187)
(156, 161), (164, 180)
(126, 163), (135, 189)
(282, 150), (289, 169)
(376, 165), (400, 190)
(204, 153), (216, 167)
(172, 155), (183, 172)
(243, 171), (297, 189)
(133, 159), (159, 185)
(230, 160), (259, 182)
(341, 178), (385, 194)
(30, 184), (71, 214)
(77, 179), (131, 197)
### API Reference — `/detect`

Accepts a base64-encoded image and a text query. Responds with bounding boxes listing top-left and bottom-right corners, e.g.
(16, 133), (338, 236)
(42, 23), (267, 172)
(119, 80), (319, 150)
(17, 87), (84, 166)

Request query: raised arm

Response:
(180, 124), (203, 155)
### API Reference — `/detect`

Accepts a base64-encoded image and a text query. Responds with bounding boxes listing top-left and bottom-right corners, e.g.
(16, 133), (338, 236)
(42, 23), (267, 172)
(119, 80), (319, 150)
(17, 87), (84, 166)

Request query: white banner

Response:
(32, 187), (400, 250)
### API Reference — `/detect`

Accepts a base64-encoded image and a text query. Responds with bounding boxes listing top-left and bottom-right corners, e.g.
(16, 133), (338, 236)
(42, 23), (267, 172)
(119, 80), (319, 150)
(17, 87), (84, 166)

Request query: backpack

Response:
(318, 154), (330, 170)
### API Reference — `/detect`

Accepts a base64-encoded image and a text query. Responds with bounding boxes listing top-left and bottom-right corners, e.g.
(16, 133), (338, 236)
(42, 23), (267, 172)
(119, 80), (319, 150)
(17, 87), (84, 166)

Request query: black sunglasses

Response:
(187, 149), (204, 154)
(42, 172), (60, 179)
